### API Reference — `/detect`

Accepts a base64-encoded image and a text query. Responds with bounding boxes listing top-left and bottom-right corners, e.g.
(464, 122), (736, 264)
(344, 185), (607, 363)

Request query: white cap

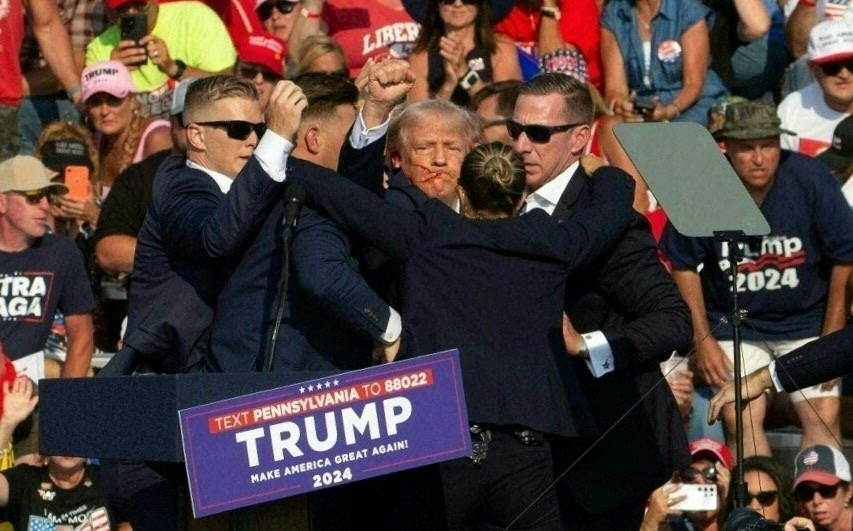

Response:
(170, 77), (199, 118)
(808, 19), (853, 64)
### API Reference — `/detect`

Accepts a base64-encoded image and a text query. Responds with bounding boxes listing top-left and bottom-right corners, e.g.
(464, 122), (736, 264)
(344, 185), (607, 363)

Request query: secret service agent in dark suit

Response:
(709, 325), (853, 422)
(512, 73), (692, 529)
(288, 152), (636, 529)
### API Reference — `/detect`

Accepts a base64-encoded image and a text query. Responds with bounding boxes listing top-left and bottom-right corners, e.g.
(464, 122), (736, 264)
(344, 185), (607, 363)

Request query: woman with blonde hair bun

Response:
(457, 141), (526, 219)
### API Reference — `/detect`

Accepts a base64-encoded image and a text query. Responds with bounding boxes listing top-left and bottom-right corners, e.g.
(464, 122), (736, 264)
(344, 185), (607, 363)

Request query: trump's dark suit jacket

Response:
(290, 162), (636, 437)
(554, 165), (692, 513)
(124, 155), (283, 373)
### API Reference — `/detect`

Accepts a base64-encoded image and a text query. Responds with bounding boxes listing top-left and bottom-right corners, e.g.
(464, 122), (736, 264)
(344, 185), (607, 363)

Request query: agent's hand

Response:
(561, 313), (582, 357)
(707, 366), (773, 424)
(140, 35), (174, 76)
(264, 81), (308, 142)
(579, 154), (606, 175)
(1, 377), (38, 429)
(372, 336), (401, 364)
(110, 40), (148, 69)
(695, 337), (733, 387)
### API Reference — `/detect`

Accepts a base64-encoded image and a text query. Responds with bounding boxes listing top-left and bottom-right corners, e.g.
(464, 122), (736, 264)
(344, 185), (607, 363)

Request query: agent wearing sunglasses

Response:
(0, 156), (95, 380)
(256, 0), (302, 42)
(778, 20), (853, 156)
(235, 35), (286, 109)
(513, 73), (692, 530)
(793, 445), (853, 531)
(103, 75), (305, 530)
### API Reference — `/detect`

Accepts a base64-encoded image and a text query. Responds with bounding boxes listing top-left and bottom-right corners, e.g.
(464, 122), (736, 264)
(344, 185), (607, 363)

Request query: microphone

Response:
(283, 183), (306, 230)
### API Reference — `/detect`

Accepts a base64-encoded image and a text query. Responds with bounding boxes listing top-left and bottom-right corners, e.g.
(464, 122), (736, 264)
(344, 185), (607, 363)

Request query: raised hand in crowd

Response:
(609, 92), (645, 123)
(0, 378), (38, 435)
(437, 36), (468, 96)
(52, 184), (100, 230)
(784, 517), (816, 531)
(264, 81), (309, 142)
(668, 367), (694, 426)
(109, 40), (148, 70)
(639, 481), (685, 531)
(361, 58), (416, 128)
(694, 337), (733, 388)
(140, 35), (178, 79)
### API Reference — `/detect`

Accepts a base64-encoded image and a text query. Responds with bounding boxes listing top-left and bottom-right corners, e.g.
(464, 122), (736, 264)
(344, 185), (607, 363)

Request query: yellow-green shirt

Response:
(86, 1), (237, 118)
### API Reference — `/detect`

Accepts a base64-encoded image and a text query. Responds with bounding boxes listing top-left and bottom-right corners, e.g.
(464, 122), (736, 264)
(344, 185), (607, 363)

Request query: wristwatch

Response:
(459, 69), (481, 90)
(171, 59), (187, 80)
(541, 5), (562, 20)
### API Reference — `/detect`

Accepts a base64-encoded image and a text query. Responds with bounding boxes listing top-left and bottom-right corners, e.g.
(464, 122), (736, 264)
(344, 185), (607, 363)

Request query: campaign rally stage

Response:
(179, 349), (471, 517)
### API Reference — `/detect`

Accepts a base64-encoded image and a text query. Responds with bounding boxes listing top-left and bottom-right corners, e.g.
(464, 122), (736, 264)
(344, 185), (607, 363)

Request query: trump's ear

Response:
(389, 151), (403, 169)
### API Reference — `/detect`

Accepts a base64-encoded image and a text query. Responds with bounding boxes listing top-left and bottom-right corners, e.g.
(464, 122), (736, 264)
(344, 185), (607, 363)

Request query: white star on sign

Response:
(325, 381), (331, 389)
(299, 386), (305, 394)
(308, 384), (314, 392)
(333, 379), (339, 386)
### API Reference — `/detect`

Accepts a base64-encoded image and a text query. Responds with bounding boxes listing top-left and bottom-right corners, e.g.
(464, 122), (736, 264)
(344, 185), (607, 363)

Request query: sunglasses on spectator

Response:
(9, 190), (58, 205)
(115, 0), (150, 15)
(86, 93), (125, 108)
(679, 466), (717, 483)
(819, 59), (853, 76)
(257, 0), (299, 20)
(745, 491), (779, 507)
(506, 120), (585, 143)
(193, 120), (267, 140)
(237, 65), (281, 83)
(439, 0), (478, 5)
(795, 483), (841, 502)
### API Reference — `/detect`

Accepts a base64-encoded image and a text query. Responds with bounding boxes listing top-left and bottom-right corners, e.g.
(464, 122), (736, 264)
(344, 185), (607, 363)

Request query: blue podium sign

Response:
(179, 349), (470, 517)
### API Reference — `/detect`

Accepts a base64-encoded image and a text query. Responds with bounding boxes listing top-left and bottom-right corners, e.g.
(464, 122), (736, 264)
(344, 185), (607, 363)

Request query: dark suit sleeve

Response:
(776, 326), (853, 391)
(555, 167), (637, 274)
(337, 127), (386, 195)
(293, 207), (392, 341)
(289, 162), (423, 261)
(159, 156), (282, 261)
(592, 216), (693, 370)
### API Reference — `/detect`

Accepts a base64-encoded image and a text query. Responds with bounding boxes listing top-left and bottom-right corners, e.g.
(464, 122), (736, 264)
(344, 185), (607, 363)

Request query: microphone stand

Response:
(714, 230), (748, 508)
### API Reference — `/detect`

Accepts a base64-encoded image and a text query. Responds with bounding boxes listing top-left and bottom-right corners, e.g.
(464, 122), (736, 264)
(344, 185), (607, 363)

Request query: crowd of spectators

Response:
(0, 0), (852, 528)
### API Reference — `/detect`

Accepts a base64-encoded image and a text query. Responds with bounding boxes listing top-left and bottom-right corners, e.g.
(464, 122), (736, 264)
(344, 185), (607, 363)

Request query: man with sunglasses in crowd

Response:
(86, 0), (236, 118)
(0, 156), (94, 379)
(472, 80), (521, 146)
(778, 20), (853, 157)
(661, 100), (853, 463)
(510, 72), (692, 529)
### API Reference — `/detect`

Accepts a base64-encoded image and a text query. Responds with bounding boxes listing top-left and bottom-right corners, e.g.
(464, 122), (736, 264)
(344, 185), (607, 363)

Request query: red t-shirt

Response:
(0, 0), (25, 107)
(495, 0), (602, 91)
(322, 0), (420, 78)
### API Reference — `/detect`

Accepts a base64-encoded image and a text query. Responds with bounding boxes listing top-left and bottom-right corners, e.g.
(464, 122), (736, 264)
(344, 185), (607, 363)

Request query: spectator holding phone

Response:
(80, 61), (171, 194)
(600, 0), (728, 124)
(85, 0), (237, 118)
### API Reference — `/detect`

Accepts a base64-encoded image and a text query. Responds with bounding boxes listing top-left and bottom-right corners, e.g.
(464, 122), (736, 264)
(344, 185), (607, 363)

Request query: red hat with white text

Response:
(688, 437), (733, 470)
(237, 35), (286, 77)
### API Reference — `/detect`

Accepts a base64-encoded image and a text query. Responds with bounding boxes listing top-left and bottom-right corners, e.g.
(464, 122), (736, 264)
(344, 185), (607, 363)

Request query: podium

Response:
(39, 371), (336, 461)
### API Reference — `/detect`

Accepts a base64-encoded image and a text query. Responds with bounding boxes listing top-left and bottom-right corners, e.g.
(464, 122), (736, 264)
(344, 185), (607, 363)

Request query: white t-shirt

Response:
(843, 177), (853, 206)
(778, 82), (850, 156)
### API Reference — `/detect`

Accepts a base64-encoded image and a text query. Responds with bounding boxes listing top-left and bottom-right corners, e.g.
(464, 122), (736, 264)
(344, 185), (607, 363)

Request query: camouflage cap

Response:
(717, 101), (795, 140)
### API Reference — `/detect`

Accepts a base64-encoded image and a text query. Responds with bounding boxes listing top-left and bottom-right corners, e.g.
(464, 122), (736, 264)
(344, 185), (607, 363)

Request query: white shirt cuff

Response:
(378, 306), (402, 345)
(349, 108), (390, 149)
(768, 360), (785, 392)
(583, 331), (615, 378)
(254, 130), (293, 182)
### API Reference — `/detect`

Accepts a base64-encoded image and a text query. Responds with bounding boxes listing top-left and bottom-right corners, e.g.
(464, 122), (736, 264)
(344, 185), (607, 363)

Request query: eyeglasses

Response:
(115, 1), (150, 15)
(819, 59), (853, 76)
(256, 0), (299, 20)
(679, 466), (717, 484)
(86, 93), (125, 108)
(439, 0), (478, 5)
(506, 120), (586, 143)
(194, 121), (267, 140)
(237, 65), (281, 83)
(795, 483), (841, 502)
(745, 491), (779, 507)
(8, 190), (58, 205)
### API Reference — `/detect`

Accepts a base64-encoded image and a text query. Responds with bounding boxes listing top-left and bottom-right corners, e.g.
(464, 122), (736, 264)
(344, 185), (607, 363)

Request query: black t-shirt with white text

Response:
(1, 464), (114, 530)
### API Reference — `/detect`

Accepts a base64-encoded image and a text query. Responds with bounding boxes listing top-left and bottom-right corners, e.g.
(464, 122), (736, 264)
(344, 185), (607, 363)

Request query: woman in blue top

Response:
(601, 0), (728, 124)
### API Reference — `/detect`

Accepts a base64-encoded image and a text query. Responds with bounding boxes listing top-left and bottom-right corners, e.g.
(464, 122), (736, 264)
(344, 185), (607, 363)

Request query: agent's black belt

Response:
(468, 424), (544, 465)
